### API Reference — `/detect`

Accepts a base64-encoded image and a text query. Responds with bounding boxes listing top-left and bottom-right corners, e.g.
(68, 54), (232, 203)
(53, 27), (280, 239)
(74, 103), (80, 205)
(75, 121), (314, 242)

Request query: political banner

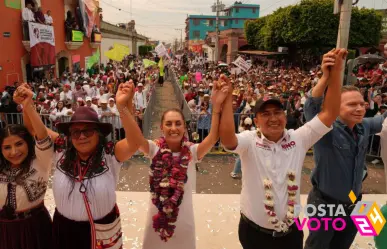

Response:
(29, 22), (55, 67)
(233, 56), (251, 72)
(5, 0), (21, 9)
(230, 68), (241, 75)
(155, 43), (167, 57)
(72, 30), (84, 42)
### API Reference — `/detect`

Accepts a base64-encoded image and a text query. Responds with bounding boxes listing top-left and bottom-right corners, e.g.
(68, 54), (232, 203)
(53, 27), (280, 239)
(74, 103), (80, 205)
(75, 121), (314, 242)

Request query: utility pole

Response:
(175, 29), (183, 50)
(130, 0), (132, 20)
(334, 0), (354, 85)
(212, 1), (225, 63)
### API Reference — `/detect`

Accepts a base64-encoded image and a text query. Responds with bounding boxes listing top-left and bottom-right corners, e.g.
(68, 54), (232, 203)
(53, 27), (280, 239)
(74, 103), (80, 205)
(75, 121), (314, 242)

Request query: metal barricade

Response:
(366, 134), (382, 159)
(188, 113), (247, 150)
(142, 84), (156, 139)
(169, 70), (192, 122)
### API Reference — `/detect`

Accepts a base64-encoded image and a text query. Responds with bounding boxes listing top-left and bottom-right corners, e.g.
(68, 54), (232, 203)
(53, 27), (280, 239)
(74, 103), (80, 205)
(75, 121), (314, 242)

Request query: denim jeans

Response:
(233, 157), (242, 174)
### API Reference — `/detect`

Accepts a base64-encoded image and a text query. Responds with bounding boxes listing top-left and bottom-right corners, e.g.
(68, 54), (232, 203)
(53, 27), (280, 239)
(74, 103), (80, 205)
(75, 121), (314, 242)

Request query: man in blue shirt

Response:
(304, 52), (387, 249)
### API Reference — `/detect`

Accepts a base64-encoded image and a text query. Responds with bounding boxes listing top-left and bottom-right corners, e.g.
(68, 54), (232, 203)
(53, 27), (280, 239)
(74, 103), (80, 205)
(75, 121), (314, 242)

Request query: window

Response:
(193, 30), (200, 39)
(253, 8), (256, 14)
(193, 19), (200, 26)
(235, 8), (239, 13)
(230, 20), (233, 25)
(224, 20), (228, 26)
(235, 19), (239, 24)
(209, 20), (214, 26)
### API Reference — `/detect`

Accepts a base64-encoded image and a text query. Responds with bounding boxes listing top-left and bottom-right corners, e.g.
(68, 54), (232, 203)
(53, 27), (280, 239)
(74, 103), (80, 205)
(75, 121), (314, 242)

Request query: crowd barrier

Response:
(142, 83), (157, 139)
(169, 70), (192, 122)
(0, 111), (383, 158)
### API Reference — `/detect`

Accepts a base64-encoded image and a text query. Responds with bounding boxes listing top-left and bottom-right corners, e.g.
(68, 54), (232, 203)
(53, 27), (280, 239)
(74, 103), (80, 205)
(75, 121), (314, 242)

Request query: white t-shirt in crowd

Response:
(44, 14), (53, 24)
(22, 8), (35, 22)
(227, 116), (331, 230)
(60, 91), (73, 102)
(134, 91), (147, 110)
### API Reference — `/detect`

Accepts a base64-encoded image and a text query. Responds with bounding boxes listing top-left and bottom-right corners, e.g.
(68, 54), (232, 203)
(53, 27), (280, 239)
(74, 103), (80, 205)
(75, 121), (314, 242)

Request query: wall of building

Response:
(0, 0), (100, 90)
(228, 4), (260, 19)
(186, 4), (259, 42)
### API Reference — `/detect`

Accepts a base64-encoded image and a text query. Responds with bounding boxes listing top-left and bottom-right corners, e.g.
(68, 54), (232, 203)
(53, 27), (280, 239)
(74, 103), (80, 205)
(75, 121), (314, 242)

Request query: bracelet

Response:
(117, 106), (131, 117)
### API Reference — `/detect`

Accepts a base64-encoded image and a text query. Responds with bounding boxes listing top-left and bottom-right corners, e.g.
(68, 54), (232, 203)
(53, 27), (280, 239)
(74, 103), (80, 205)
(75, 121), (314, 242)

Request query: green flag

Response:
(143, 59), (157, 68)
(130, 61), (134, 70)
(86, 48), (100, 69)
(158, 57), (165, 77)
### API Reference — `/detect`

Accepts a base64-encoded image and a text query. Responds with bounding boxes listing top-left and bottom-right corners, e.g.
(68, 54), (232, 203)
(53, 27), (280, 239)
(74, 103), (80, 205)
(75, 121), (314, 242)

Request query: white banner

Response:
(155, 43), (167, 56)
(231, 68), (241, 75)
(28, 22), (55, 47)
(233, 56), (251, 72)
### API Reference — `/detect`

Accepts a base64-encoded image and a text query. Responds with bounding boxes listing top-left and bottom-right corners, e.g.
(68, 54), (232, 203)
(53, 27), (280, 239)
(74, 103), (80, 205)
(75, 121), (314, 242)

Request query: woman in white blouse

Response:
(49, 101), (70, 123)
(21, 82), (144, 249)
(0, 84), (54, 249)
(137, 82), (229, 249)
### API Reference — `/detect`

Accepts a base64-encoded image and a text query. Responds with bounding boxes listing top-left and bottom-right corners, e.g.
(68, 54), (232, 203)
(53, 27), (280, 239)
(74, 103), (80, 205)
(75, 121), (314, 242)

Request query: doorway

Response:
(58, 57), (69, 77)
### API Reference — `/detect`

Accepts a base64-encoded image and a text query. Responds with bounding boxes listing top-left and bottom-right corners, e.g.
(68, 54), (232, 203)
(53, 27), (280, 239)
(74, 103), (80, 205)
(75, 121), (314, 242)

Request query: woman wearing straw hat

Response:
(19, 81), (143, 249)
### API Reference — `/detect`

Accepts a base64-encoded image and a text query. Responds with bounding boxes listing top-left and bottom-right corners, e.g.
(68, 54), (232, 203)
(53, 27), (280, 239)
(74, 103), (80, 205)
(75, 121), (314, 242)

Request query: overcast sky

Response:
(100, 0), (381, 44)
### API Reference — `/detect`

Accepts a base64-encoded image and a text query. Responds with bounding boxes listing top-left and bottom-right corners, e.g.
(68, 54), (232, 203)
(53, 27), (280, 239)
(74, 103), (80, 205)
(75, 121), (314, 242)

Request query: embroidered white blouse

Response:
(142, 140), (199, 249)
(0, 136), (54, 212)
(52, 147), (122, 221)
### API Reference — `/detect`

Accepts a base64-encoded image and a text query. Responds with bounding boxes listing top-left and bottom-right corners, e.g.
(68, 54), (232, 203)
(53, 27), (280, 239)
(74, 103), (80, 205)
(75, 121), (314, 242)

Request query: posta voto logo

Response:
(294, 191), (386, 236)
(349, 191), (386, 236)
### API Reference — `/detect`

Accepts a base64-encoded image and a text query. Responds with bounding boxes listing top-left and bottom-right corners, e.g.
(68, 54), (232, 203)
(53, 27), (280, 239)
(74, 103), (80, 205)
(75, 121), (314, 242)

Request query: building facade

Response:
(185, 3), (259, 62)
(0, 0), (102, 90)
(100, 21), (148, 64)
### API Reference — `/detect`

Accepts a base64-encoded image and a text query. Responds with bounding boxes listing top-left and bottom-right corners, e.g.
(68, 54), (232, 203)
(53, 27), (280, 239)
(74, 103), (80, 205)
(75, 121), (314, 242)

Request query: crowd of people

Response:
(0, 58), (159, 140)
(171, 52), (387, 178)
(1, 48), (387, 249)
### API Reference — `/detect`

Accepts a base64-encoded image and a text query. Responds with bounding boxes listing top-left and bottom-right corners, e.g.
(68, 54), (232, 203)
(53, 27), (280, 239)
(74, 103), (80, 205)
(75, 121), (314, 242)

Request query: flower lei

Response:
(149, 137), (192, 242)
(263, 171), (298, 232)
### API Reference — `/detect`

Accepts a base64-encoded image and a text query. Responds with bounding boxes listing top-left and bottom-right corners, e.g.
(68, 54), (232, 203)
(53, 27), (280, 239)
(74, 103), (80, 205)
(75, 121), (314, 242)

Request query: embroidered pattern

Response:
(54, 135), (114, 179)
(0, 167), (48, 204)
(23, 177), (48, 202)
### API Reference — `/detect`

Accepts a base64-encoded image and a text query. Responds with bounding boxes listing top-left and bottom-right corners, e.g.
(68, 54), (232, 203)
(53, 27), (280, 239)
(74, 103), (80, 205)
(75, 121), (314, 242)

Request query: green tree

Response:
(245, 0), (382, 51)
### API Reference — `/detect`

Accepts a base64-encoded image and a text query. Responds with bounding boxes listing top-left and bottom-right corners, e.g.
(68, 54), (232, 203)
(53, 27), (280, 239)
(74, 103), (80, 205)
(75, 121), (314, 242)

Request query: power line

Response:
(100, 0), (185, 26)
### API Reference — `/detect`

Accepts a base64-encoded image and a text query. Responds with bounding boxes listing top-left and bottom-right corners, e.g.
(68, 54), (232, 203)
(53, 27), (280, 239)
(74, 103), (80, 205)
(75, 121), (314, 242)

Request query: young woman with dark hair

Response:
(136, 82), (229, 249)
(0, 85), (54, 249)
(19, 81), (144, 249)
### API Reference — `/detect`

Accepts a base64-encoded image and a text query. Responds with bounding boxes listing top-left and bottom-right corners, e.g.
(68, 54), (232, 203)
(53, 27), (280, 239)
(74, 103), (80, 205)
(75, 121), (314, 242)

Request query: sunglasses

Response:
(69, 127), (96, 140)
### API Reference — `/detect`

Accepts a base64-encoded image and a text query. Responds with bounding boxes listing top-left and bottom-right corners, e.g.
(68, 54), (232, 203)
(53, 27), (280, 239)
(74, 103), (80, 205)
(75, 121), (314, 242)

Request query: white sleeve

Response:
(224, 130), (255, 155)
(380, 119), (387, 193)
(293, 115), (332, 152)
(34, 136), (54, 171)
(189, 144), (202, 164)
(146, 140), (160, 159)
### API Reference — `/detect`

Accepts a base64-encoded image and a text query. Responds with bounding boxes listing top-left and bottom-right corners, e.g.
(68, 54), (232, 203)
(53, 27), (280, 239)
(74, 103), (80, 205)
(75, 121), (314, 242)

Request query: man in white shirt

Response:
(85, 97), (99, 113)
(219, 49), (346, 249)
(44, 10), (53, 25)
(22, 3), (35, 22)
(60, 84), (73, 102)
(22, 3), (35, 40)
(133, 83), (147, 111)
